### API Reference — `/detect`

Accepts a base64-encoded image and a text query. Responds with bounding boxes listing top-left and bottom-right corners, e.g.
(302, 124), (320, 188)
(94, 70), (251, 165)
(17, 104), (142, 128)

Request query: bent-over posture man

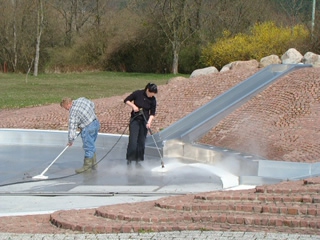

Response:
(60, 97), (100, 173)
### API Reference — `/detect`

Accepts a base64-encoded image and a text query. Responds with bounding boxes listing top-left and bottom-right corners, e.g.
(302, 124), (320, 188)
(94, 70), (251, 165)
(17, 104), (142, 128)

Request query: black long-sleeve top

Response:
(124, 89), (157, 121)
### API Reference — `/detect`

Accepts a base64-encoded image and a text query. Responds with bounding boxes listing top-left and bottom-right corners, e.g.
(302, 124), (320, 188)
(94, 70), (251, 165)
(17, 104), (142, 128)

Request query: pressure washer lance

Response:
(140, 108), (165, 168)
(32, 132), (80, 180)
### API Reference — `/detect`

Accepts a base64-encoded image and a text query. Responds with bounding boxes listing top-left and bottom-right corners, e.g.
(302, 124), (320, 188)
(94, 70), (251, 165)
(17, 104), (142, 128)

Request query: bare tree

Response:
(50, 0), (101, 46)
(34, 0), (44, 76)
(12, 0), (18, 72)
(278, 0), (305, 26)
(201, 0), (278, 40)
(0, 0), (39, 73)
(133, 0), (202, 74)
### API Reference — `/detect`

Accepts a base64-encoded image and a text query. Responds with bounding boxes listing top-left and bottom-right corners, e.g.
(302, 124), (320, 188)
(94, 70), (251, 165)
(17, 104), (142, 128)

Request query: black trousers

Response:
(126, 118), (148, 161)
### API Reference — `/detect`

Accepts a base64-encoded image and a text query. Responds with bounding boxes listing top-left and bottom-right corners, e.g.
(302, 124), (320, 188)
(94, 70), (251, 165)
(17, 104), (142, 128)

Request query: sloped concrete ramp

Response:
(149, 64), (312, 146)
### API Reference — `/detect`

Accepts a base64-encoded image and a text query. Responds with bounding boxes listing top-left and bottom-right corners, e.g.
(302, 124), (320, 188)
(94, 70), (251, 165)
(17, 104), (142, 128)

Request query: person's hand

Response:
(67, 142), (73, 147)
(132, 105), (139, 113)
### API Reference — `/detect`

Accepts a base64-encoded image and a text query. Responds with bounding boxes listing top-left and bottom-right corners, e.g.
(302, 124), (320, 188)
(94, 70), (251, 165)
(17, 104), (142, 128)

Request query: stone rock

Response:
(281, 48), (303, 64)
(259, 54), (281, 68)
(302, 52), (320, 67)
(220, 63), (232, 72)
(190, 66), (219, 78)
(230, 59), (259, 70)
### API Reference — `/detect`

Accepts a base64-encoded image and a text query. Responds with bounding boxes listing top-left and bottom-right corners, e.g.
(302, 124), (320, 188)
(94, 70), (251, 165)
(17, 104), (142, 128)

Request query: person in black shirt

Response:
(124, 83), (158, 164)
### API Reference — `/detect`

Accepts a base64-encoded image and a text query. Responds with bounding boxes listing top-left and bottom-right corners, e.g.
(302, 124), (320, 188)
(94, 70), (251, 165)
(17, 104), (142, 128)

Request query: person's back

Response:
(61, 97), (100, 173)
(70, 97), (97, 129)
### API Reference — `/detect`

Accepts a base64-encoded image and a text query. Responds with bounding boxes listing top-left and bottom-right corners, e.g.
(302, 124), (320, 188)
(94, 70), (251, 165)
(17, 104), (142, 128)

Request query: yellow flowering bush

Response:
(201, 21), (309, 69)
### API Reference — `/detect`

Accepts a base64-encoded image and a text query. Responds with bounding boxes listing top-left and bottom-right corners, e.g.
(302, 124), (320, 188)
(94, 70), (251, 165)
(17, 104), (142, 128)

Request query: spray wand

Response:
(32, 132), (80, 180)
(140, 108), (165, 168)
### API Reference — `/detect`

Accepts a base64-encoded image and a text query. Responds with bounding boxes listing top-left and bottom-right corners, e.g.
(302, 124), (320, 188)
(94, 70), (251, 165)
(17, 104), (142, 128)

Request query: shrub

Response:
(201, 21), (310, 69)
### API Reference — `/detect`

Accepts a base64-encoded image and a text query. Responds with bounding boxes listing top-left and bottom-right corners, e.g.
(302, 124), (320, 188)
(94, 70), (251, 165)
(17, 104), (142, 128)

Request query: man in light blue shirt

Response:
(60, 97), (100, 173)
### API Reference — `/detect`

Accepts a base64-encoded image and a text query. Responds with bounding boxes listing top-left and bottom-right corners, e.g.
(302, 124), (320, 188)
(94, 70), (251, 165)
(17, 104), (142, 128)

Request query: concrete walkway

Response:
(1, 231), (319, 240)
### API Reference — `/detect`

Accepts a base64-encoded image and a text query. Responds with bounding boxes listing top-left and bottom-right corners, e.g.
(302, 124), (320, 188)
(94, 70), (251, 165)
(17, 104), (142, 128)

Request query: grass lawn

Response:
(0, 71), (188, 109)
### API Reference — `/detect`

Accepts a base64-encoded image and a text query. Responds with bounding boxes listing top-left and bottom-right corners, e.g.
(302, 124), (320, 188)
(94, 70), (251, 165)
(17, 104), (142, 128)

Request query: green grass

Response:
(0, 72), (188, 109)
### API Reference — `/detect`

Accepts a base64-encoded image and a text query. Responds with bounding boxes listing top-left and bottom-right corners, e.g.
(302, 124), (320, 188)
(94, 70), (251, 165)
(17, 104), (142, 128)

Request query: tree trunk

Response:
(172, 40), (180, 74)
(13, 0), (17, 72)
(34, 0), (44, 76)
(172, 48), (179, 74)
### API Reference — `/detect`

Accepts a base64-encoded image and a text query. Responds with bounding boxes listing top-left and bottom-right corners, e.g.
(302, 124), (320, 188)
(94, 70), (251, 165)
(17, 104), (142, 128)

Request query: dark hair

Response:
(145, 83), (158, 93)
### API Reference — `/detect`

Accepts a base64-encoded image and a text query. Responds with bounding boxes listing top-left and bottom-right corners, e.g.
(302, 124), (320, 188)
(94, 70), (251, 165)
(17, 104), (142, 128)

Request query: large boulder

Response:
(230, 59), (259, 70)
(220, 60), (259, 72)
(220, 63), (232, 72)
(302, 52), (320, 67)
(190, 66), (219, 78)
(259, 54), (281, 68)
(281, 48), (303, 64)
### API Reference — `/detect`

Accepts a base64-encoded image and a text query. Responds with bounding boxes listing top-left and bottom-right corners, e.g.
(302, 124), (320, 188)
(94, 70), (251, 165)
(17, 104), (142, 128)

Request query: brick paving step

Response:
(50, 199), (320, 234)
(49, 178), (320, 234)
(194, 194), (320, 205)
(194, 189), (320, 202)
(255, 186), (320, 194)
(161, 192), (320, 205)
(95, 201), (320, 224)
(50, 208), (318, 235)
(153, 191), (320, 216)
(191, 189), (320, 206)
(155, 200), (319, 216)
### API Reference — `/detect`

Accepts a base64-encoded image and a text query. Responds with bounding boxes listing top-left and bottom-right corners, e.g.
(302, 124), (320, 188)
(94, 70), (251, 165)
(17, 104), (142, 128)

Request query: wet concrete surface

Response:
(0, 130), (223, 215)
(0, 145), (222, 192)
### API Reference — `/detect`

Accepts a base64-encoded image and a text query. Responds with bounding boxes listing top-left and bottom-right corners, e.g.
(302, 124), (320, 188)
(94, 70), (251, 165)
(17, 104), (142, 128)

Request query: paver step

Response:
(163, 194), (320, 205)
(95, 201), (320, 221)
(149, 192), (320, 216)
(254, 180), (320, 194)
(194, 190), (320, 203)
(49, 178), (320, 235)
(154, 200), (319, 216)
(50, 200), (320, 234)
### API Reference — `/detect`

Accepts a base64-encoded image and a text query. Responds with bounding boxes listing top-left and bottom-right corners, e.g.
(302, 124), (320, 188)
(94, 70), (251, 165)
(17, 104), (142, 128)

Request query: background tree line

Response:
(0, 0), (319, 75)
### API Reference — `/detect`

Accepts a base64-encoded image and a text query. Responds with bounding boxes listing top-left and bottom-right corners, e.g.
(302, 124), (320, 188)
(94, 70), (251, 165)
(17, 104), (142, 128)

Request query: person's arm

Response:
(125, 100), (139, 113)
(67, 110), (78, 146)
(146, 115), (154, 129)
(147, 97), (156, 128)
(124, 91), (141, 113)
